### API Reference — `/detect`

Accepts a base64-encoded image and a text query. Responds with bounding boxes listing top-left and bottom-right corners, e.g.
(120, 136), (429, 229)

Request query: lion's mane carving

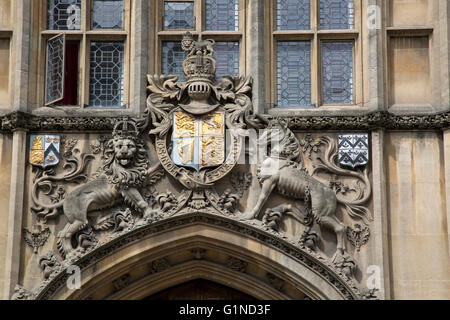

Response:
(102, 135), (149, 189)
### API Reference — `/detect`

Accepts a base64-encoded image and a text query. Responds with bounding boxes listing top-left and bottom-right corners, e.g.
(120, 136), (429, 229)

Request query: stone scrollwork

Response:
(140, 32), (260, 196)
(20, 33), (375, 300)
(31, 118), (164, 259)
(31, 138), (94, 221)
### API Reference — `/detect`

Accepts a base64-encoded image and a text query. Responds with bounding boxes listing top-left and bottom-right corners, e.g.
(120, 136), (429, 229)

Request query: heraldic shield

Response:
(337, 134), (369, 168)
(172, 110), (225, 171)
(29, 135), (60, 168)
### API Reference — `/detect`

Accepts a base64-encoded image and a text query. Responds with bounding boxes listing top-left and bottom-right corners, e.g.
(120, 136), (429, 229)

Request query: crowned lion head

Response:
(102, 119), (149, 189)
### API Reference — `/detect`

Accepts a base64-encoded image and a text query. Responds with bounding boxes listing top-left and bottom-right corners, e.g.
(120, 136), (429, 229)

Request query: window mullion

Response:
(312, 33), (319, 108)
(81, 0), (88, 33)
(311, 0), (318, 31)
(81, 34), (88, 108)
(197, 0), (203, 34)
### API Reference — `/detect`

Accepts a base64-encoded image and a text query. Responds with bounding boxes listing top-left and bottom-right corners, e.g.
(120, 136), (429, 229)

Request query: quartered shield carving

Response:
(337, 134), (369, 168)
(29, 135), (61, 168)
(172, 110), (225, 171)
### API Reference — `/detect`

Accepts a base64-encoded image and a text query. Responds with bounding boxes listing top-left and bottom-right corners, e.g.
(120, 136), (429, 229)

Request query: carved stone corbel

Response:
(226, 257), (248, 273)
(150, 258), (171, 274)
(112, 274), (131, 292)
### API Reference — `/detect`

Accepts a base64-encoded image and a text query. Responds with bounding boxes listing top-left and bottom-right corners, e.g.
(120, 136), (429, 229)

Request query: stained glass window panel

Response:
(320, 0), (354, 30)
(162, 41), (187, 82)
(276, 0), (310, 30)
(206, 0), (239, 31)
(45, 35), (65, 105)
(92, 0), (123, 29)
(47, 0), (82, 30)
(89, 42), (124, 108)
(214, 42), (239, 79)
(277, 41), (312, 108)
(164, 2), (195, 30)
(322, 41), (354, 105)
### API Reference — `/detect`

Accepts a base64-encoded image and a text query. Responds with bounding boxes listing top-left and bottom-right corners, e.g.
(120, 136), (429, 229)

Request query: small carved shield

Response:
(29, 135), (60, 168)
(172, 110), (225, 171)
(337, 134), (369, 168)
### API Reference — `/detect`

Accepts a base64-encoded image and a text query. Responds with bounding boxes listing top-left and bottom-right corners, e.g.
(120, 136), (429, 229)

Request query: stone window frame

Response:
(0, 30), (12, 109)
(36, 0), (132, 110)
(384, 0), (439, 113)
(150, 0), (247, 79)
(267, 0), (364, 111)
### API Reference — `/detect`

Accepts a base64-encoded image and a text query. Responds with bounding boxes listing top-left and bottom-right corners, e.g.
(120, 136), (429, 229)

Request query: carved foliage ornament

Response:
(23, 225), (51, 254)
(23, 33), (374, 298)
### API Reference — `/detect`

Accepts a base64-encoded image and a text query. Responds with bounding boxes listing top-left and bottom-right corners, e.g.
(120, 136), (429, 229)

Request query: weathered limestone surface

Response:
(386, 132), (450, 299)
(0, 134), (12, 297)
(0, 0), (449, 301)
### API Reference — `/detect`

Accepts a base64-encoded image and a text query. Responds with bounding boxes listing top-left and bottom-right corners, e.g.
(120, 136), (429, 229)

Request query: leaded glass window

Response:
(89, 42), (125, 108)
(320, 0), (354, 30)
(162, 41), (187, 82)
(205, 0), (239, 31)
(272, 0), (360, 108)
(276, 0), (310, 30)
(214, 42), (239, 79)
(92, 0), (123, 29)
(45, 34), (66, 105)
(43, 1), (130, 108)
(47, 0), (81, 30)
(164, 2), (195, 30)
(321, 41), (354, 104)
(158, 1), (243, 85)
(277, 41), (311, 108)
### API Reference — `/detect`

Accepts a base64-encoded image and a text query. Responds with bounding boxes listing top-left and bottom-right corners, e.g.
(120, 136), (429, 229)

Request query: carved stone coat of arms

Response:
(24, 31), (375, 301)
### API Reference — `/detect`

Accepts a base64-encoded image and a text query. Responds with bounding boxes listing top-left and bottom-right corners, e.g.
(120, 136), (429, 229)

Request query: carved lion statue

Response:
(181, 31), (215, 56)
(56, 120), (161, 258)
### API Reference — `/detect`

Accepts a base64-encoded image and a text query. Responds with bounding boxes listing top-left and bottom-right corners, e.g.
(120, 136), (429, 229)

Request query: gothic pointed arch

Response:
(28, 214), (363, 300)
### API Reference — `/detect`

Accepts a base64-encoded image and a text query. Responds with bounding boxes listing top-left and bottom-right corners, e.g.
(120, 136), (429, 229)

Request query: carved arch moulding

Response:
(16, 33), (378, 300)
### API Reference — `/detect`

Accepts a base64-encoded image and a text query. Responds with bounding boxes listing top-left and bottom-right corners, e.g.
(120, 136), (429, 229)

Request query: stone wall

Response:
(386, 132), (450, 299)
(0, 0), (449, 300)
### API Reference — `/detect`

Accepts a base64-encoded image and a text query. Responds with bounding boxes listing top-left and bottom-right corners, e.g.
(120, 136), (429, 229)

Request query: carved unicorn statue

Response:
(240, 118), (372, 259)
